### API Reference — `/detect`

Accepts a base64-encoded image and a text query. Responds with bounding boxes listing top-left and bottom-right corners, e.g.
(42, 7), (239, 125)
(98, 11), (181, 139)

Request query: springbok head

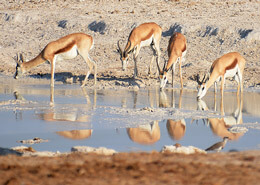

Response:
(117, 40), (132, 71)
(196, 73), (209, 100)
(157, 58), (168, 90)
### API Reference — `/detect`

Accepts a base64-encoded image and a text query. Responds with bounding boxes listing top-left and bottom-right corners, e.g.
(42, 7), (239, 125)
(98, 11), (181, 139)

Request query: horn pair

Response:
(196, 73), (209, 85)
(117, 40), (132, 56)
(157, 54), (168, 75)
(15, 53), (24, 65)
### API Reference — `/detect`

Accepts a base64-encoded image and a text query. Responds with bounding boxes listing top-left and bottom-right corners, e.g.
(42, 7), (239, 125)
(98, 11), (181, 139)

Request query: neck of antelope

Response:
(205, 73), (219, 91)
(165, 54), (178, 72)
(21, 52), (46, 73)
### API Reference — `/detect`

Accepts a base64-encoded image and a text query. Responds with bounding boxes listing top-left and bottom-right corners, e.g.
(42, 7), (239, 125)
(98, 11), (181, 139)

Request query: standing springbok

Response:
(197, 52), (246, 100)
(157, 32), (187, 90)
(14, 33), (97, 88)
(117, 22), (162, 77)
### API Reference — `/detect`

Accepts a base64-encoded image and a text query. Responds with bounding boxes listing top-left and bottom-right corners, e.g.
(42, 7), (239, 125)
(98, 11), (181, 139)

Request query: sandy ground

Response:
(1, 151), (260, 185)
(1, 0), (260, 184)
(0, 0), (260, 90)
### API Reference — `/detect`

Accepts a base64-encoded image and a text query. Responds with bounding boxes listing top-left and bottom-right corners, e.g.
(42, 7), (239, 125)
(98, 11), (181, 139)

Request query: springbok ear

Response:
(117, 40), (123, 55)
(19, 53), (24, 63)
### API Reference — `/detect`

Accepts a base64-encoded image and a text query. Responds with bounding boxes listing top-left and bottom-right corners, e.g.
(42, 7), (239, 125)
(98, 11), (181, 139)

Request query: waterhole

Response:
(0, 75), (259, 153)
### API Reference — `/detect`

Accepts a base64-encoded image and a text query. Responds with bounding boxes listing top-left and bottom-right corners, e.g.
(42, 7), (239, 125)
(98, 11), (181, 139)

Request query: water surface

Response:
(0, 76), (260, 153)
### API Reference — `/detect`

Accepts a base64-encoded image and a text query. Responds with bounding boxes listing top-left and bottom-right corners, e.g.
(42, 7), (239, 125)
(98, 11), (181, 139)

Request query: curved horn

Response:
(15, 53), (23, 65)
(196, 74), (201, 85)
(157, 61), (162, 75)
(202, 73), (207, 83)
(125, 40), (132, 54)
(162, 53), (170, 72)
(201, 73), (210, 83)
(117, 40), (123, 55)
(163, 61), (167, 72)
(19, 53), (24, 63)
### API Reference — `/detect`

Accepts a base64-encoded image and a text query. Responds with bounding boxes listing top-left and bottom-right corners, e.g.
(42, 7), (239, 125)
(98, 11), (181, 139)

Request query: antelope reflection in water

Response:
(127, 121), (160, 145)
(197, 94), (244, 140)
(56, 129), (92, 140)
(38, 87), (96, 140)
(166, 119), (186, 140)
(159, 89), (186, 141)
(126, 89), (163, 145)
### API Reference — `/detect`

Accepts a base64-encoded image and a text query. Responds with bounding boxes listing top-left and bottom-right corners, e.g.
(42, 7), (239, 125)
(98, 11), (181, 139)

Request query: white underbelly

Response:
(181, 50), (187, 62)
(140, 35), (153, 47)
(225, 65), (238, 78)
(182, 50), (187, 58)
(56, 45), (78, 61)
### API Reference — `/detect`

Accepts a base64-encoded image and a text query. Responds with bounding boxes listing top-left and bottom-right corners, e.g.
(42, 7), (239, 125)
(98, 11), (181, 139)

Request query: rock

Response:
(0, 147), (22, 156)
(161, 145), (207, 154)
(88, 21), (107, 35)
(65, 77), (74, 84)
(17, 137), (49, 144)
(246, 30), (260, 42)
(140, 107), (154, 112)
(22, 151), (62, 157)
(10, 146), (62, 157)
(115, 81), (121, 86)
(228, 126), (248, 133)
(11, 146), (36, 153)
(71, 146), (117, 155)
(58, 20), (68, 28)
(133, 85), (139, 91)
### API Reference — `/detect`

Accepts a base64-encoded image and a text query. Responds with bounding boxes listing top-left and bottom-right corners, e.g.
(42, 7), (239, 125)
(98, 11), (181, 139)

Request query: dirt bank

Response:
(1, 151), (260, 185)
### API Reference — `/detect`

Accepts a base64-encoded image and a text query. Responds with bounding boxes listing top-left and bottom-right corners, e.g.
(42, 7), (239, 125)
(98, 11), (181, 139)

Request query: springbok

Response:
(197, 98), (244, 141)
(117, 22), (162, 77)
(14, 33), (97, 88)
(197, 52), (246, 100)
(158, 32), (187, 89)
(127, 121), (160, 145)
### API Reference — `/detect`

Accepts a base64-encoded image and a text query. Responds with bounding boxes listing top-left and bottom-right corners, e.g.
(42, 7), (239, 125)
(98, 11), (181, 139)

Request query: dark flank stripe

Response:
(55, 41), (76, 55)
(141, 30), (154, 41)
(182, 44), (186, 53)
(226, 58), (238, 71)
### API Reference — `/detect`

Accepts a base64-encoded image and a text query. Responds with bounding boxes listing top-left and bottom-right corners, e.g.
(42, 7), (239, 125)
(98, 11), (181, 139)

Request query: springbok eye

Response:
(164, 76), (166, 80)
(202, 87), (205, 90)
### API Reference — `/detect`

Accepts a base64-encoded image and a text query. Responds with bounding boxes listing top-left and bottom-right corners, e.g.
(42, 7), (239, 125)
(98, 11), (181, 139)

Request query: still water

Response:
(0, 76), (260, 153)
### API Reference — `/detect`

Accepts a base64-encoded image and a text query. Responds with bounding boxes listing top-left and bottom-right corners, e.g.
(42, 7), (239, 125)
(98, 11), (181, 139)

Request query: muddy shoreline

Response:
(1, 151), (260, 185)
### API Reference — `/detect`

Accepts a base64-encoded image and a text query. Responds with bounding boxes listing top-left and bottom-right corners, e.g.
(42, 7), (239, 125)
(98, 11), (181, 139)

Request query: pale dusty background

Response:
(0, 0), (260, 90)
